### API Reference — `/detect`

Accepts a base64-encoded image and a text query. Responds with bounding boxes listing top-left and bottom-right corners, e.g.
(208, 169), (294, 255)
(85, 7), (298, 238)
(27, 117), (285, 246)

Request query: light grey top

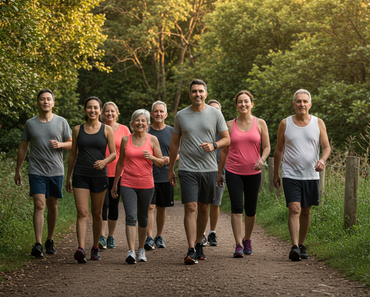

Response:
(174, 105), (228, 172)
(22, 114), (72, 176)
(282, 115), (320, 180)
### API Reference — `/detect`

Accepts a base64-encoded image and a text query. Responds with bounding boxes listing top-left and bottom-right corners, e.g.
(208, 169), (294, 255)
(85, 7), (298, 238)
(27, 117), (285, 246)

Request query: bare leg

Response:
(46, 196), (58, 240)
(90, 190), (106, 248)
(288, 202), (301, 246)
(184, 202), (197, 248)
(156, 206), (166, 236)
(126, 225), (136, 251)
(244, 214), (256, 240)
(108, 220), (117, 237)
(299, 206), (312, 245)
(209, 204), (219, 231)
(138, 226), (147, 249)
(147, 204), (155, 238)
(101, 220), (107, 237)
(196, 202), (209, 243)
(231, 213), (243, 245)
(33, 194), (46, 243)
(73, 188), (90, 249)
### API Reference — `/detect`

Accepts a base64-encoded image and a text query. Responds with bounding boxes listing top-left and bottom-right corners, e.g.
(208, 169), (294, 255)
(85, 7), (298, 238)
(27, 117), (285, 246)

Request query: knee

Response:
(185, 202), (197, 214)
(149, 204), (156, 212)
(156, 206), (165, 215)
(34, 200), (45, 212)
(91, 208), (102, 220)
(137, 216), (148, 228)
(301, 207), (311, 218)
(125, 212), (137, 227)
(288, 204), (301, 216)
(77, 208), (89, 219)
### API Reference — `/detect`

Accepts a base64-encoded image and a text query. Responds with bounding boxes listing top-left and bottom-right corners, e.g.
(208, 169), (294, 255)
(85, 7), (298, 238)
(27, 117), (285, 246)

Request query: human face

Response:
(293, 93), (311, 116)
(189, 84), (207, 107)
(209, 102), (221, 112)
(103, 104), (117, 124)
(37, 92), (54, 112)
(236, 94), (253, 114)
(133, 114), (149, 132)
(151, 103), (168, 124)
(84, 99), (102, 121)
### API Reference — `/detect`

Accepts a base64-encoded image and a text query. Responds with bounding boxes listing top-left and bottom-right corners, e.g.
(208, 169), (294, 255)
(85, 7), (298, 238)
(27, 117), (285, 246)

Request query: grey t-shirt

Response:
(22, 114), (72, 176)
(174, 105), (228, 172)
(149, 125), (173, 183)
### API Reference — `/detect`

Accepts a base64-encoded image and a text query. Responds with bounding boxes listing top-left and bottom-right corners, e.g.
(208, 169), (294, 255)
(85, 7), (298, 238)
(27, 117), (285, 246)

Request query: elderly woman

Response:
(111, 109), (164, 264)
(99, 102), (131, 250)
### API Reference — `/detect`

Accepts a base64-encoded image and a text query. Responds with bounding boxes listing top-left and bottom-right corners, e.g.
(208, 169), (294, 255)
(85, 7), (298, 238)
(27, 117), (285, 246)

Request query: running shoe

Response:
(99, 236), (107, 250)
(126, 250), (136, 264)
(289, 245), (301, 261)
(154, 236), (166, 248)
(299, 244), (309, 259)
(208, 232), (218, 246)
(201, 234), (207, 246)
(107, 236), (116, 249)
(91, 247), (101, 260)
(74, 247), (87, 264)
(233, 244), (244, 258)
(184, 248), (198, 265)
(144, 236), (155, 250)
(195, 243), (206, 260)
(242, 238), (253, 255)
(31, 243), (44, 258)
(137, 248), (147, 262)
(45, 239), (56, 254)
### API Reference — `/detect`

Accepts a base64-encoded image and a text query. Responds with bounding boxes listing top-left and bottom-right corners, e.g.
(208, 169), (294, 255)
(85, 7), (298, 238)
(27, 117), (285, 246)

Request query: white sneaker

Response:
(126, 250), (136, 264)
(137, 248), (147, 262)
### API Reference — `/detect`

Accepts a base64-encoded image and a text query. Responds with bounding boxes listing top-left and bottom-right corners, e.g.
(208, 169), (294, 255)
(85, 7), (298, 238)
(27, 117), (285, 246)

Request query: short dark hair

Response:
(189, 79), (207, 93)
(84, 96), (102, 122)
(37, 89), (54, 100)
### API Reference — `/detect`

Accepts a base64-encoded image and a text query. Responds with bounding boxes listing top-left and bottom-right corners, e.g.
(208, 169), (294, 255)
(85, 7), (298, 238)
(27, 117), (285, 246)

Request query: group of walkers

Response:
(14, 78), (330, 265)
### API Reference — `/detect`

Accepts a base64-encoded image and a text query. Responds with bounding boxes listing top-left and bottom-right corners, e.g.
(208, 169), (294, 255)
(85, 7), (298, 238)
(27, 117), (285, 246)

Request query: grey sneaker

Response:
(154, 236), (166, 248)
(126, 250), (136, 264)
(144, 236), (155, 250)
(99, 236), (107, 250)
(201, 234), (207, 246)
(31, 243), (44, 258)
(208, 232), (218, 246)
(137, 248), (147, 262)
(45, 239), (56, 254)
(107, 236), (116, 249)
(299, 244), (309, 259)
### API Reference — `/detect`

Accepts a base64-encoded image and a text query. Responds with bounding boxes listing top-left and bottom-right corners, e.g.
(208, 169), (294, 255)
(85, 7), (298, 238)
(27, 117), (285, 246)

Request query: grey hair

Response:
(129, 109), (151, 132)
(207, 99), (222, 110)
(151, 100), (167, 113)
(293, 89), (311, 103)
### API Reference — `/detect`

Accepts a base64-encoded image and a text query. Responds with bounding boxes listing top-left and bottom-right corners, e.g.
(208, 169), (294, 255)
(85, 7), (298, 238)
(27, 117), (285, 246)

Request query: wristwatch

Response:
(213, 142), (218, 149)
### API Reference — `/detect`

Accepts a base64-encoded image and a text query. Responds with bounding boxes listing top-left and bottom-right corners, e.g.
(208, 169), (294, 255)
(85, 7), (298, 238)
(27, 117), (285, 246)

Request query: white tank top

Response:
(282, 115), (320, 180)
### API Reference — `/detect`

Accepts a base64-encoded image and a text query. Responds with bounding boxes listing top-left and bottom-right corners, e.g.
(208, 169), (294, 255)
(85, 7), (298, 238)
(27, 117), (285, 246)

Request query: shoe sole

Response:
(126, 256), (136, 264)
(197, 256), (206, 260)
(301, 254), (309, 259)
(138, 258), (147, 262)
(289, 251), (301, 261)
(107, 246), (116, 249)
(156, 244), (166, 248)
(233, 253), (244, 258)
(91, 256), (101, 260)
(144, 244), (155, 250)
(98, 242), (107, 249)
(184, 257), (198, 265)
(244, 252), (253, 255)
(74, 250), (87, 264)
(209, 242), (218, 246)
(45, 250), (56, 255)
(31, 248), (44, 258)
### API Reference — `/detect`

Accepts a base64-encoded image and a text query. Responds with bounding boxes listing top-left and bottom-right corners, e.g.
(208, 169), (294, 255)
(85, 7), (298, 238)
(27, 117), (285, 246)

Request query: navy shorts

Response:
(72, 174), (109, 193)
(282, 178), (319, 208)
(29, 174), (64, 199)
(150, 182), (174, 207)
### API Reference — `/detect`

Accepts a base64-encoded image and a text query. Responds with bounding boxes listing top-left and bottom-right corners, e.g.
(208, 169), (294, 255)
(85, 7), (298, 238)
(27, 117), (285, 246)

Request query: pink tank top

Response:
(120, 133), (154, 189)
(225, 117), (261, 175)
(106, 124), (131, 177)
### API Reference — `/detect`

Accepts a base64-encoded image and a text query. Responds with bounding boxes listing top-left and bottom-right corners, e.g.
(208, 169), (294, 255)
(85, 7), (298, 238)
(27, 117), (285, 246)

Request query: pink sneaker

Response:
(233, 244), (244, 258)
(242, 238), (253, 255)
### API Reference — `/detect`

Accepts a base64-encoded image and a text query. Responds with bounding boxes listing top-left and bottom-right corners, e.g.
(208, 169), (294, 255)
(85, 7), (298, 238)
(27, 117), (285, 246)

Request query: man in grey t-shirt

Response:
(14, 89), (72, 258)
(168, 79), (230, 265)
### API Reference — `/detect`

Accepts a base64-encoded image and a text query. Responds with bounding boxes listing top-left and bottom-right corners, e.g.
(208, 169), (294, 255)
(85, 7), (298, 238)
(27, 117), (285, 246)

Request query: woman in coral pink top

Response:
(111, 109), (164, 264)
(218, 90), (270, 258)
(99, 102), (130, 250)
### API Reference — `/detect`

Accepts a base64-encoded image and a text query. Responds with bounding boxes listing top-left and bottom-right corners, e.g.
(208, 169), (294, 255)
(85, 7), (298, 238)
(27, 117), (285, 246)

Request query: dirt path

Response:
(0, 201), (368, 296)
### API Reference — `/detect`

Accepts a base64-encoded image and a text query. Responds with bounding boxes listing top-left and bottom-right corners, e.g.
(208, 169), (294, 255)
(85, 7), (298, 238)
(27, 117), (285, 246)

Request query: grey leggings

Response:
(121, 186), (154, 228)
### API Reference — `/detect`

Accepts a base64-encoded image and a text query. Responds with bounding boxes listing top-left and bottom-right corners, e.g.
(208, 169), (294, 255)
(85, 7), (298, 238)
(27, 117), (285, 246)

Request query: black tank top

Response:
(73, 123), (108, 177)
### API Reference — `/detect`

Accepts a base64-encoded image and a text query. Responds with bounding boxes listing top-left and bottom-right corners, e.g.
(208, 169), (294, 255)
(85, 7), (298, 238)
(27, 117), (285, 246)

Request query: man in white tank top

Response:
(273, 89), (331, 261)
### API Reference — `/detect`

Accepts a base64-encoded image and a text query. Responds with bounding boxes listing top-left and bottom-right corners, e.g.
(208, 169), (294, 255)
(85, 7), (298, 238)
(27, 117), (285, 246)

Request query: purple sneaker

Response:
(233, 244), (244, 258)
(242, 238), (253, 255)
(74, 247), (87, 263)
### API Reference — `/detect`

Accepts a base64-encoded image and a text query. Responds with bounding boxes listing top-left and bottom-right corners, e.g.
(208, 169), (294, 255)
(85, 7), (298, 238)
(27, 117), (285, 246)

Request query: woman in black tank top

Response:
(65, 97), (116, 263)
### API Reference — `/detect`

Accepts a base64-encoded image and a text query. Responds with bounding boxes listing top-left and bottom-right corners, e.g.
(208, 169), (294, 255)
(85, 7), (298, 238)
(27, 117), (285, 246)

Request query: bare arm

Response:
(273, 119), (286, 189)
(199, 129), (230, 153)
(314, 118), (331, 172)
(65, 126), (80, 193)
(14, 140), (29, 186)
(255, 119), (271, 171)
(168, 133), (181, 186)
(143, 135), (164, 167)
(49, 137), (72, 150)
(111, 136), (128, 198)
(217, 121), (232, 187)
(94, 125), (116, 170)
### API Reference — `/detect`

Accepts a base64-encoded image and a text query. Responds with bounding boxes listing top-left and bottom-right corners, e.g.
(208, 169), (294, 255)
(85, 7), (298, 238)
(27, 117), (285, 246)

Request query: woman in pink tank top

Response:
(218, 90), (270, 258)
(111, 109), (164, 264)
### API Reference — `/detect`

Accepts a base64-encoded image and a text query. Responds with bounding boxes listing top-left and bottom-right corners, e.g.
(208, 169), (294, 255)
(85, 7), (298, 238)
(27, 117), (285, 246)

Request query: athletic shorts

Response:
(72, 174), (109, 193)
(178, 170), (217, 204)
(282, 178), (319, 208)
(150, 182), (174, 207)
(29, 174), (64, 199)
(212, 182), (225, 206)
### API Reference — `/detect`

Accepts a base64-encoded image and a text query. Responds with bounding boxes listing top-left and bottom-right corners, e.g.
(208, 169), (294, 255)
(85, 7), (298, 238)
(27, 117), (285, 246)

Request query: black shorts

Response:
(72, 174), (109, 193)
(282, 178), (319, 208)
(150, 182), (174, 207)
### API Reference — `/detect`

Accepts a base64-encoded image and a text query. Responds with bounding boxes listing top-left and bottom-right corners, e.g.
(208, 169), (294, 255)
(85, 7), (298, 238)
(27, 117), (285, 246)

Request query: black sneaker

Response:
(184, 248), (198, 265)
(208, 232), (218, 246)
(31, 243), (44, 258)
(201, 234), (207, 246)
(195, 243), (206, 260)
(45, 239), (56, 254)
(299, 244), (309, 259)
(289, 245), (301, 261)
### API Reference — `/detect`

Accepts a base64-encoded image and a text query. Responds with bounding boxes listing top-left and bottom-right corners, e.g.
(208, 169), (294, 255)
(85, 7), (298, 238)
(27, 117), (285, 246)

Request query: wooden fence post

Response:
(268, 157), (274, 192)
(319, 165), (326, 205)
(344, 156), (359, 230)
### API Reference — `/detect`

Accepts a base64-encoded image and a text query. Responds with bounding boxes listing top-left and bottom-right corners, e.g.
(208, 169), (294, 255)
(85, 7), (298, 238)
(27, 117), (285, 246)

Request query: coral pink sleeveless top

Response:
(225, 117), (261, 175)
(106, 124), (131, 177)
(120, 133), (154, 189)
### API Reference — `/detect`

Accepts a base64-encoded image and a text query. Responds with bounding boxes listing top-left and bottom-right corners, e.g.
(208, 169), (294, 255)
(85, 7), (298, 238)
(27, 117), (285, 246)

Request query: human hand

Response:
(217, 174), (224, 187)
(14, 173), (22, 186)
(163, 156), (170, 165)
(49, 140), (62, 149)
(254, 158), (265, 171)
(111, 184), (118, 198)
(314, 159), (325, 172)
(199, 142), (214, 153)
(143, 150), (153, 160)
(168, 171), (177, 186)
(65, 180), (73, 193)
(94, 160), (106, 170)
(273, 175), (281, 189)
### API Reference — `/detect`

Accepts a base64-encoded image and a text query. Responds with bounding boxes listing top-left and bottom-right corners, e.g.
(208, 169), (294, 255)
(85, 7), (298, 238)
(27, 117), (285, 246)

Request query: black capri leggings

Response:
(226, 170), (261, 216)
(102, 177), (121, 221)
